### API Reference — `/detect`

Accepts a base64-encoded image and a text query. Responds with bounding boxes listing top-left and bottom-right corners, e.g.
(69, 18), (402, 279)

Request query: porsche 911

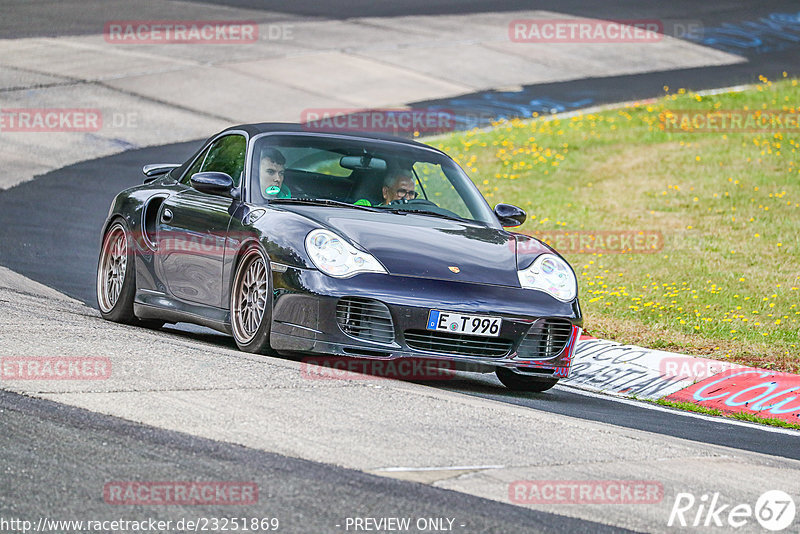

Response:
(97, 124), (582, 391)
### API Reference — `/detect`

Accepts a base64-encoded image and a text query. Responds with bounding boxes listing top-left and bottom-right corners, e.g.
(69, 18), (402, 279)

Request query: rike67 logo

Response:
(668, 490), (796, 531)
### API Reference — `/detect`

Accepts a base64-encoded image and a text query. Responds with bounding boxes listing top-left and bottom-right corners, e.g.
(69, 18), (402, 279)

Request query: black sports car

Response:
(97, 123), (582, 391)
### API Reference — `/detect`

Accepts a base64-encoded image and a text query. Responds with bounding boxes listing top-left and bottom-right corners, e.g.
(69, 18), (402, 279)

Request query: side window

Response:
(181, 147), (209, 185)
(200, 135), (247, 186)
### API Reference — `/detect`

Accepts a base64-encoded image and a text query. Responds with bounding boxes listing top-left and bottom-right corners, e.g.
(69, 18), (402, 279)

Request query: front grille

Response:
(404, 330), (513, 357)
(335, 297), (395, 344)
(516, 319), (574, 360)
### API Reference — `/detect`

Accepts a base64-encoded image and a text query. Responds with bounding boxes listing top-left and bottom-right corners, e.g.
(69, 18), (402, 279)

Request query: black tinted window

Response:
(200, 135), (246, 186)
(249, 134), (496, 225)
(181, 147), (208, 185)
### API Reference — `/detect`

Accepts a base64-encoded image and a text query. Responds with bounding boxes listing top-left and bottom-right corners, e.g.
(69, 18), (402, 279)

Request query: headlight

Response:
(517, 254), (577, 302)
(305, 229), (387, 278)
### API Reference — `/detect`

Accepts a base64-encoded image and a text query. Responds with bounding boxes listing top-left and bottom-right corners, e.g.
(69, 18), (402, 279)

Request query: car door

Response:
(156, 133), (247, 308)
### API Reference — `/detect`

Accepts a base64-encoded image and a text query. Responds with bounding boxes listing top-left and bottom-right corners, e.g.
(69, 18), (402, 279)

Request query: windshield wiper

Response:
(269, 198), (380, 212)
(383, 208), (471, 223)
(272, 199), (479, 224)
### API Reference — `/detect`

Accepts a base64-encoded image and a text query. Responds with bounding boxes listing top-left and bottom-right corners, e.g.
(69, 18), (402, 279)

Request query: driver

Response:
(381, 170), (417, 205)
(259, 147), (291, 199)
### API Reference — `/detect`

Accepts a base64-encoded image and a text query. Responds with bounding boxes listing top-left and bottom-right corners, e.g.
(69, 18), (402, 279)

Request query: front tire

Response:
(496, 367), (559, 392)
(230, 246), (273, 354)
(97, 220), (137, 324)
(97, 219), (164, 329)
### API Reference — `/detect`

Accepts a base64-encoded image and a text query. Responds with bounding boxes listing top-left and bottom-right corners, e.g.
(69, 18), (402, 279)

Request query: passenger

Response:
(381, 170), (417, 205)
(259, 147), (291, 199)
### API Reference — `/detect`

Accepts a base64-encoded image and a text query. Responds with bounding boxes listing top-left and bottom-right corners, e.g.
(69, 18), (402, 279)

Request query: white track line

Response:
(375, 465), (505, 472)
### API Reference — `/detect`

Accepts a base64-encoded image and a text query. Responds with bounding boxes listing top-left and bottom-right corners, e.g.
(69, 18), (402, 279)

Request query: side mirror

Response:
(494, 203), (527, 227)
(190, 172), (238, 198)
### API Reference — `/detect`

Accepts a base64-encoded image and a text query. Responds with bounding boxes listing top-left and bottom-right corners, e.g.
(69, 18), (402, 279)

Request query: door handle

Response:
(161, 208), (173, 223)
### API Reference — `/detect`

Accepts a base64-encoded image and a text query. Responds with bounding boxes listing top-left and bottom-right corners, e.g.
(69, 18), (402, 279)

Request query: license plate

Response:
(426, 310), (502, 337)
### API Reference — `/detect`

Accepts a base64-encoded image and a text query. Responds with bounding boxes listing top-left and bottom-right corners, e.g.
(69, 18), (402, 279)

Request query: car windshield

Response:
(248, 134), (497, 225)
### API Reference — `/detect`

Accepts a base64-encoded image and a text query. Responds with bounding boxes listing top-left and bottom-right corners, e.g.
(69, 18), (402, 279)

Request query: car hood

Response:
(282, 206), (548, 286)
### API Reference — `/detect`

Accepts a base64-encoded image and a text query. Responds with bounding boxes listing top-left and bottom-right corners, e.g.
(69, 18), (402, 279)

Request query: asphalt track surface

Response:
(0, 390), (630, 533)
(3, 1), (800, 531)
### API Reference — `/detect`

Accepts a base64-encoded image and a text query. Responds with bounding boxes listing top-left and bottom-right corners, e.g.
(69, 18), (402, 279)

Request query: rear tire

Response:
(230, 246), (274, 354)
(496, 367), (559, 392)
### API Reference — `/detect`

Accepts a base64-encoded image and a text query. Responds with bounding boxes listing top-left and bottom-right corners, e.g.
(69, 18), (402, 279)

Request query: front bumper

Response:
(269, 266), (582, 377)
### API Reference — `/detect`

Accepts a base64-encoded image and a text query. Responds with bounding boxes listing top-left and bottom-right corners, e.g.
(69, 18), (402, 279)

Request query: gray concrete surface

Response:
(0, 9), (741, 189)
(4, 390), (628, 534)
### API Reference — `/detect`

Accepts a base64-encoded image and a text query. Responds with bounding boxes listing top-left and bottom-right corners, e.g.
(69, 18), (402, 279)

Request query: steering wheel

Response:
(388, 198), (438, 207)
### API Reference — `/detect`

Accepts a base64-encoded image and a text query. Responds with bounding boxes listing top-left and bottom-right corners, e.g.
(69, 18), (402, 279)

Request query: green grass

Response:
(425, 76), (800, 373)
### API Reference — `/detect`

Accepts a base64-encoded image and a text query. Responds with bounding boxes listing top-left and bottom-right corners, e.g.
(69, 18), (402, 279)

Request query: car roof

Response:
(217, 122), (445, 153)
(173, 122), (451, 186)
